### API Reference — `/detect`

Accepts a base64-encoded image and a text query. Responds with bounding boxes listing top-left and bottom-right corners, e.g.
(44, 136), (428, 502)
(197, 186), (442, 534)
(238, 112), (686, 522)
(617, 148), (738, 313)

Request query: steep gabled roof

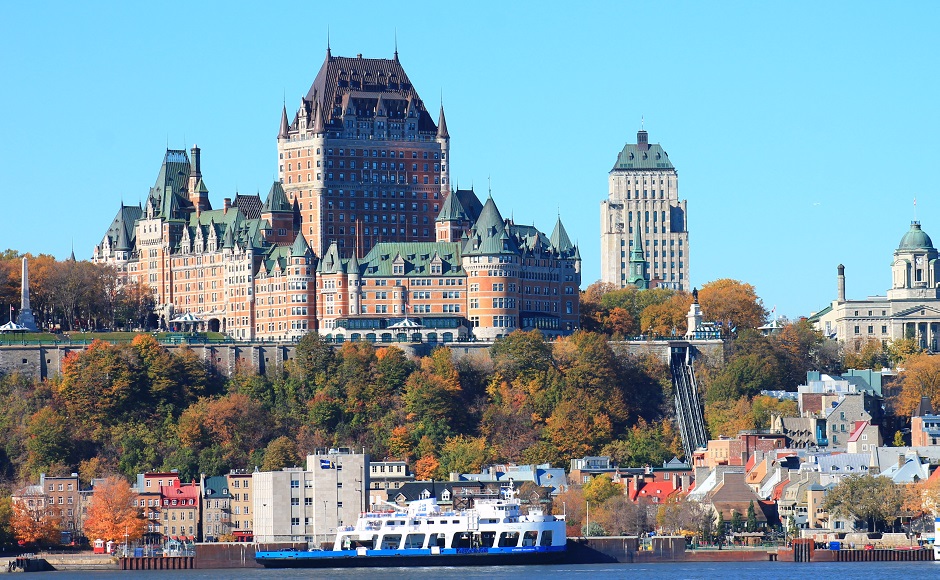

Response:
(146, 149), (194, 220)
(296, 51), (437, 134)
(101, 204), (142, 251)
(262, 181), (292, 213)
(234, 194), (263, 220)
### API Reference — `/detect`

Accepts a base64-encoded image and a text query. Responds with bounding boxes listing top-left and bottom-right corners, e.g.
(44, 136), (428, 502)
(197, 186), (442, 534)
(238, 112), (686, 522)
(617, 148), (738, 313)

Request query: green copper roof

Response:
(436, 189), (470, 223)
(898, 221), (934, 251)
(101, 204), (142, 252)
(262, 181), (292, 213)
(463, 197), (518, 256)
(319, 243), (344, 274)
(290, 233), (313, 257)
(612, 143), (674, 171)
(549, 216), (573, 253)
(356, 242), (463, 277)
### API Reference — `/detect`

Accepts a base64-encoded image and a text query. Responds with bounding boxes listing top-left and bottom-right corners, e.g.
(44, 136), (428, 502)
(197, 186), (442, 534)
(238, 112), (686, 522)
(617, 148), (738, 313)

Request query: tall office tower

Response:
(277, 47), (450, 257)
(600, 129), (689, 290)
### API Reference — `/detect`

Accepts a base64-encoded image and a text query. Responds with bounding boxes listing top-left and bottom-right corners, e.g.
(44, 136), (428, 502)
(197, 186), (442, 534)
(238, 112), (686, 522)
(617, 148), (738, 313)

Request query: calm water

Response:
(19, 561), (940, 580)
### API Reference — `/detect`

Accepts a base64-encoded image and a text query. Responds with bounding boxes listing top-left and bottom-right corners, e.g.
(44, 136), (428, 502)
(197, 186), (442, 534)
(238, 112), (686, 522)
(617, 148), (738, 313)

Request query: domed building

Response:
(811, 221), (940, 351)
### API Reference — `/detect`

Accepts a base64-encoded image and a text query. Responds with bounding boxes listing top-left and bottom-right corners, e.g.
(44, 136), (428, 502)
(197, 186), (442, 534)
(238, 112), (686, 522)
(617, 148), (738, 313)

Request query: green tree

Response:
(822, 474), (905, 532)
(730, 509), (743, 533)
(24, 407), (73, 477)
(490, 330), (553, 382)
(437, 435), (488, 479)
(0, 495), (14, 548)
(746, 500), (758, 532)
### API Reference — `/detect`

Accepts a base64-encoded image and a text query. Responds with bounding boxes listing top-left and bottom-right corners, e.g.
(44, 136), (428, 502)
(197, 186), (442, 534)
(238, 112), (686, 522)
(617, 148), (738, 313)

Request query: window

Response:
(291, 517), (300, 526)
(291, 480), (300, 488)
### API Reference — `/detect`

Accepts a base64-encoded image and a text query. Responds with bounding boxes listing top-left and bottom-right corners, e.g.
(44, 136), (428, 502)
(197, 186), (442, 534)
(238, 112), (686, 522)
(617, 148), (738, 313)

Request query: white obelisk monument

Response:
(17, 257), (37, 331)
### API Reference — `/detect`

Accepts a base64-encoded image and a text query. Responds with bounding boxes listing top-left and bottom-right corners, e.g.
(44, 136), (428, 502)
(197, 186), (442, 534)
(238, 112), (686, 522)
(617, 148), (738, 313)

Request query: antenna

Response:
(914, 197), (918, 222)
(641, 115), (645, 130)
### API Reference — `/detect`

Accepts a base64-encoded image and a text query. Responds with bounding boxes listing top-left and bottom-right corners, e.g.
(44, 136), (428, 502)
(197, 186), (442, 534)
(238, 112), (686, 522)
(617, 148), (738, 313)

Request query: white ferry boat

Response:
(255, 483), (566, 568)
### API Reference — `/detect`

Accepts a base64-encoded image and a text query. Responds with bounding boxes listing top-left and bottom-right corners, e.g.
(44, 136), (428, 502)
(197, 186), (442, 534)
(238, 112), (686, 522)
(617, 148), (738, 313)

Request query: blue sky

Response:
(1, 1), (938, 318)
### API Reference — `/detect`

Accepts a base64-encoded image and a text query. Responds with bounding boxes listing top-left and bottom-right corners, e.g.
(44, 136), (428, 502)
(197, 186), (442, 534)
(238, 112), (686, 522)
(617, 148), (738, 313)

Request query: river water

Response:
(20, 561), (940, 579)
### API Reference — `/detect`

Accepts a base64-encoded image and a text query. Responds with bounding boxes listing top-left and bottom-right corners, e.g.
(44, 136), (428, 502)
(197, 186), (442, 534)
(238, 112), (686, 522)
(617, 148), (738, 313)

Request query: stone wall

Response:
(0, 338), (722, 381)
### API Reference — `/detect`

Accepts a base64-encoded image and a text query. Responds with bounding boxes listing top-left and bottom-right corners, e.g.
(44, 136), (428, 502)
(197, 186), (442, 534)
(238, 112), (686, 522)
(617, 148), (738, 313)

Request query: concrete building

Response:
(600, 128), (689, 290)
(811, 221), (940, 351)
(253, 449), (368, 546)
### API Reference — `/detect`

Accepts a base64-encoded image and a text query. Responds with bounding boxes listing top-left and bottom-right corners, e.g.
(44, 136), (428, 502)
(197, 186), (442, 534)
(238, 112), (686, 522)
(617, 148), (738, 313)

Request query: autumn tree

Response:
(639, 292), (693, 337)
(10, 493), (60, 546)
(698, 279), (766, 333)
(84, 476), (147, 542)
(844, 337), (888, 371)
(656, 494), (705, 535)
(583, 474), (621, 505)
(595, 495), (651, 536)
(897, 352), (940, 415)
(261, 436), (301, 471)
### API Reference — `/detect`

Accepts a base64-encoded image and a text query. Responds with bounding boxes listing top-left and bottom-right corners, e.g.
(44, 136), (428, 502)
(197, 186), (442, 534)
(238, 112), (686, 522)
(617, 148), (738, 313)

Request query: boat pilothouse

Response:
(335, 481), (565, 552)
(255, 481), (567, 568)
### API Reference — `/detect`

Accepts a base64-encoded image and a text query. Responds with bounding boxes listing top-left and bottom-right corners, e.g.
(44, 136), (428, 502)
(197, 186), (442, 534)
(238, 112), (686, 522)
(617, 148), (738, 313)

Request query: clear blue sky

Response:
(2, 1), (938, 319)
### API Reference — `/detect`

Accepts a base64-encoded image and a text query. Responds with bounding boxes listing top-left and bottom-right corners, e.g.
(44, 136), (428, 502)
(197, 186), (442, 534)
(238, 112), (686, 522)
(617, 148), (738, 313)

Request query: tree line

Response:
(0, 251), (154, 332)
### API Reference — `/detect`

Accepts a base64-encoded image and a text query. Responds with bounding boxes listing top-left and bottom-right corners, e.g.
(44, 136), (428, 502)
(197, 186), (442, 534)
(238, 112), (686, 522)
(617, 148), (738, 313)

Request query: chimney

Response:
(837, 264), (846, 303)
(637, 129), (649, 151)
(223, 198), (231, 214)
(190, 144), (201, 177)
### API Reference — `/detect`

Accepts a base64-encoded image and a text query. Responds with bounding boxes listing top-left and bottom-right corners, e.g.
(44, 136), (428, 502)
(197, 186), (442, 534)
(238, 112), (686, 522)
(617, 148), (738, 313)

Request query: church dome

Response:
(898, 221), (934, 251)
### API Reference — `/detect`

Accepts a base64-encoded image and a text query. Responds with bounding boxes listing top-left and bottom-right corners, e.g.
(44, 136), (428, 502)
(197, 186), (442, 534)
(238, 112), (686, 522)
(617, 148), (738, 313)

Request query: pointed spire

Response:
(290, 232), (313, 257)
(223, 225), (235, 249)
(312, 102), (325, 134)
(394, 29), (399, 62)
(326, 28), (331, 59)
(550, 215), (573, 252)
(278, 103), (289, 139)
(437, 105), (449, 139)
(346, 251), (360, 275)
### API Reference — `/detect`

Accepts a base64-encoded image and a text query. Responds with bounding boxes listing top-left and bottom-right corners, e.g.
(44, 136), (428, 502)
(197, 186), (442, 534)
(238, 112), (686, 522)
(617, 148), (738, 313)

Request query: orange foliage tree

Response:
(698, 279), (766, 333)
(83, 476), (147, 542)
(897, 352), (940, 416)
(10, 494), (60, 546)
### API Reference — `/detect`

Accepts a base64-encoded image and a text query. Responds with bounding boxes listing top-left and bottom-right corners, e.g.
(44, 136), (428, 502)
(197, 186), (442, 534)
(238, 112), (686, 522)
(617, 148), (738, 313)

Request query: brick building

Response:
(93, 49), (580, 342)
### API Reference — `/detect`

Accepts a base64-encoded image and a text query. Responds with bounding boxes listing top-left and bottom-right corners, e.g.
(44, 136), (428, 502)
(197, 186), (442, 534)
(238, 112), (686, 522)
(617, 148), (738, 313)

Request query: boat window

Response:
(452, 520), (460, 524)
(539, 530), (553, 546)
(380, 534), (402, 550)
(480, 531), (497, 548)
(404, 533), (425, 549)
(451, 532), (472, 549)
(434, 533), (446, 548)
(522, 531), (538, 547)
(498, 532), (520, 547)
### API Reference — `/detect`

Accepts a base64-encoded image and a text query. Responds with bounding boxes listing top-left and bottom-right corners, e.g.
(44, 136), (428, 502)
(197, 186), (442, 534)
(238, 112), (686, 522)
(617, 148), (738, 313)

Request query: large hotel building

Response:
(600, 129), (689, 290)
(93, 49), (580, 342)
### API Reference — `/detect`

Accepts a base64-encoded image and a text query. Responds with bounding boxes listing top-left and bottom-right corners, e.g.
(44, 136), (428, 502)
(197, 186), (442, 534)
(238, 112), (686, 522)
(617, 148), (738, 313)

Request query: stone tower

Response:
(600, 128), (689, 290)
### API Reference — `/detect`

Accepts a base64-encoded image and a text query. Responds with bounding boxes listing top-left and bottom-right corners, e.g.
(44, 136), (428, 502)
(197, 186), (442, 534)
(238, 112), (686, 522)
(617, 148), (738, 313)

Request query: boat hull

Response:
(255, 546), (566, 568)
